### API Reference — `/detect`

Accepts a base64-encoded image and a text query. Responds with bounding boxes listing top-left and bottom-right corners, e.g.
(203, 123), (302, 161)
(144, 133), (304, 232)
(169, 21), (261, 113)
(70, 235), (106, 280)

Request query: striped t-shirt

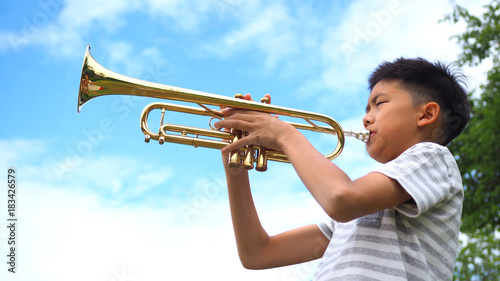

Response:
(313, 142), (463, 281)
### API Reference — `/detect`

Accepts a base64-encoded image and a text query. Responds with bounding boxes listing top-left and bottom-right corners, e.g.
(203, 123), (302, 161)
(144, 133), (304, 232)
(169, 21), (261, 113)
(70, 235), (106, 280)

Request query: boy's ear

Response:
(417, 102), (440, 127)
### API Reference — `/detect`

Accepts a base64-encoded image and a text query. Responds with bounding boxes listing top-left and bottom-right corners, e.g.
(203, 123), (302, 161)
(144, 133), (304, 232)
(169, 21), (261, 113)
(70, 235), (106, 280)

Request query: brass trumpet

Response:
(77, 45), (369, 171)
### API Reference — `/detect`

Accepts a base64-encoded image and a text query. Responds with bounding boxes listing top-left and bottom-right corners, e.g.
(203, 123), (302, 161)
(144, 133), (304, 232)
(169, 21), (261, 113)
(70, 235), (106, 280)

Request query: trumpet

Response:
(77, 45), (369, 171)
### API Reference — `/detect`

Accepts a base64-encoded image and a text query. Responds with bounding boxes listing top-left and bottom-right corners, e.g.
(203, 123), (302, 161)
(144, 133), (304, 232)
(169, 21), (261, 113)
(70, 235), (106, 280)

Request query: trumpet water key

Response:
(77, 45), (369, 171)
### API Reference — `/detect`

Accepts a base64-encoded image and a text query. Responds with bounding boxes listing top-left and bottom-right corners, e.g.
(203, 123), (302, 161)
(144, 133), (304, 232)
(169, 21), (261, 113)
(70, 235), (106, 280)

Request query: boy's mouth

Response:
(369, 130), (376, 138)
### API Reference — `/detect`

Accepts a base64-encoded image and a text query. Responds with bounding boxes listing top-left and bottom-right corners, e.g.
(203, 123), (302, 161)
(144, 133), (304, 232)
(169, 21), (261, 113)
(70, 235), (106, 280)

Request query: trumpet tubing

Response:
(78, 45), (369, 171)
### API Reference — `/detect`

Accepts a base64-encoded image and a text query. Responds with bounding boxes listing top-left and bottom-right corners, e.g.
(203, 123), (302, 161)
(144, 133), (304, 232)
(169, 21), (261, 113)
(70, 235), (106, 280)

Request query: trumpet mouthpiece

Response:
(344, 129), (370, 143)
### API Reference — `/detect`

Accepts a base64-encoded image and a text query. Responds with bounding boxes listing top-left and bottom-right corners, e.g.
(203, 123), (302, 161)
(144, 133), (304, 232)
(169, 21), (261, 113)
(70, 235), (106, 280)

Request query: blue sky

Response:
(0, 0), (491, 280)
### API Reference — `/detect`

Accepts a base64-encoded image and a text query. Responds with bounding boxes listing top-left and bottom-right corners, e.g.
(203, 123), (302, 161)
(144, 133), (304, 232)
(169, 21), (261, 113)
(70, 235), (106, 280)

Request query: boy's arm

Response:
(223, 157), (329, 269)
(277, 126), (412, 222)
(216, 111), (412, 223)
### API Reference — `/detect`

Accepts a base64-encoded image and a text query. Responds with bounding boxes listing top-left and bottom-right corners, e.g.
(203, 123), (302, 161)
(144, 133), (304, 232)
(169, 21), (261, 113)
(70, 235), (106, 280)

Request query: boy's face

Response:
(363, 80), (423, 163)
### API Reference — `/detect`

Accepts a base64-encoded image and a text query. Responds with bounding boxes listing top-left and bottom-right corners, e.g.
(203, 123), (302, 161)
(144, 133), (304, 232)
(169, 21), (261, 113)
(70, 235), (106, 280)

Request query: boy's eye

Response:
(376, 101), (387, 106)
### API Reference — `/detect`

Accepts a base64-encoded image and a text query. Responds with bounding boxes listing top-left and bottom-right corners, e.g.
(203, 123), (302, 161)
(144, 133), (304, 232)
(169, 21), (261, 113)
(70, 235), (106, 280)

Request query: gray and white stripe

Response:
(314, 142), (463, 281)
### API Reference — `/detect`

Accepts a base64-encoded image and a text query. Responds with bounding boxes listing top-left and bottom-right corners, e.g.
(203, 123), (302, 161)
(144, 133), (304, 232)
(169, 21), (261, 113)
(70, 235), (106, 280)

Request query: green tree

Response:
(442, 1), (500, 279)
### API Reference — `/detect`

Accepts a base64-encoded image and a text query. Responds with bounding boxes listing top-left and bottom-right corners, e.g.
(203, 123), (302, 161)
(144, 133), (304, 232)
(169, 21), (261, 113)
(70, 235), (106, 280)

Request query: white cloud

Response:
(146, 0), (215, 31)
(201, 1), (300, 71)
(0, 0), (142, 56)
(0, 139), (174, 204)
(0, 139), (47, 166)
(0, 0), (230, 56)
(101, 42), (167, 79)
(0, 138), (327, 281)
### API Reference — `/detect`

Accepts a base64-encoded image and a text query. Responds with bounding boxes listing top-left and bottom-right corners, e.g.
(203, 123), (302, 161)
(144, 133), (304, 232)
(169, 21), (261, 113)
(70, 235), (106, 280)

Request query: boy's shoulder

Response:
(379, 141), (459, 183)
(402, 141), (449, 155)
(375, 141), (463, 218)
(392, 141), (456, 169)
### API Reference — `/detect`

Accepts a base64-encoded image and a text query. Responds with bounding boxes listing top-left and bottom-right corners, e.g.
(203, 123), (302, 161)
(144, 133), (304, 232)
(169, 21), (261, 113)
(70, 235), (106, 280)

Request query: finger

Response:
(220, 107), (237, 116)
(214, 118), (254, 132)
(221, 135), (255, 153)
(218, 110), (269, 126)
(263, 93), (271, 104)
(220, 108), (248, 116)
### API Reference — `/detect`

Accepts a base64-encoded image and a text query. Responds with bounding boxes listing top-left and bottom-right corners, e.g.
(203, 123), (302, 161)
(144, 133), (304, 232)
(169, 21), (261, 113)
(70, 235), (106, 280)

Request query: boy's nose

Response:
(363, 113), (373, 127)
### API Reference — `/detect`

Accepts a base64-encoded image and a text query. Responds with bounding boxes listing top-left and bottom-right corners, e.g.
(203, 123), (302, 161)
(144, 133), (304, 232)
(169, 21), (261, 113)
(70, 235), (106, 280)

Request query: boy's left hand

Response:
(214, 94), (294, 153)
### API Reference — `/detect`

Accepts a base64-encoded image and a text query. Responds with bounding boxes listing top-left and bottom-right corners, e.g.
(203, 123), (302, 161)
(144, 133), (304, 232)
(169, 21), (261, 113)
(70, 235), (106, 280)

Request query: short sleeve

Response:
(372, 142), (458, 218)
(316, 220), (335, 240)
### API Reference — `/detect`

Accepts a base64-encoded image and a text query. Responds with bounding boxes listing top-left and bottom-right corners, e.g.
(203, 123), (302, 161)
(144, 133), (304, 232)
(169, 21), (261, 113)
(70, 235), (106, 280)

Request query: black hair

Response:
(368, 57), (470, 145)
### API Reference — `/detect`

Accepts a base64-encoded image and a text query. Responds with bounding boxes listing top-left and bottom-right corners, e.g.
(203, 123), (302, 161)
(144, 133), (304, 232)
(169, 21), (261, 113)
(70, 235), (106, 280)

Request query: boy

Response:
(214, 58), (470, 280)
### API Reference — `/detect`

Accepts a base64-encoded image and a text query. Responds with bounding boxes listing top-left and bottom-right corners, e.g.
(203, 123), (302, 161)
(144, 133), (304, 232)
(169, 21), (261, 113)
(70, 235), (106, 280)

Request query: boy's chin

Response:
(366, 147), (389, 164)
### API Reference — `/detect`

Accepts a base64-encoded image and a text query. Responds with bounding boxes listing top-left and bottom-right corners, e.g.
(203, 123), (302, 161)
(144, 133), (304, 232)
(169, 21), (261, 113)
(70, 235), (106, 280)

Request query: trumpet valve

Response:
(145, 135), (151, 143)
(228, 128), (243, 168)
(242, 146), (255, 170)
(159, 136), (165, 145)
(255, 148), (268, 172)
(228, 149), (242, 168)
